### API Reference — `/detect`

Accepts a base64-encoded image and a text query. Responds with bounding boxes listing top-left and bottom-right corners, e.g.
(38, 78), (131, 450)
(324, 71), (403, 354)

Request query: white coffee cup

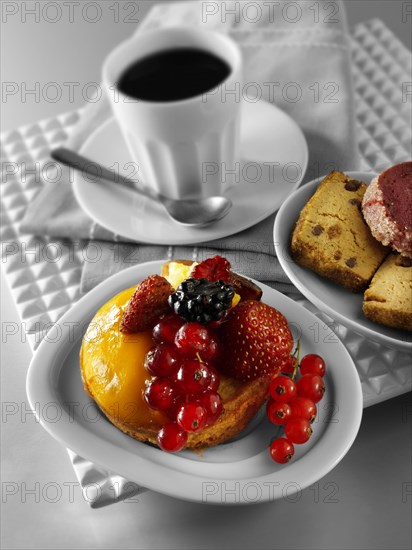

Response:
(102, 27), (242, 200)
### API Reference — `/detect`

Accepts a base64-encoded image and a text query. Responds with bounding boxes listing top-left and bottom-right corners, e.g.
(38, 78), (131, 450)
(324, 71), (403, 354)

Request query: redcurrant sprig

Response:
(267, 349), (326, 464)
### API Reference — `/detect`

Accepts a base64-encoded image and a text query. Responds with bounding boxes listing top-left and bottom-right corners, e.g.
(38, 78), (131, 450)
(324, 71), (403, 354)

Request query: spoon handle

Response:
(50, 147), (159, 201)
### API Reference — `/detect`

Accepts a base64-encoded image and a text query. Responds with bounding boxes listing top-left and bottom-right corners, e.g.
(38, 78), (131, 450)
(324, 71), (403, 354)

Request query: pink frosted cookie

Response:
(362, 162), (412, 258)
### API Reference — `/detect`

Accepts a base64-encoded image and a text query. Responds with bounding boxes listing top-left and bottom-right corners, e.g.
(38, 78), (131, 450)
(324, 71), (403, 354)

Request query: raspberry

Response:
(191, 255), (232, 283)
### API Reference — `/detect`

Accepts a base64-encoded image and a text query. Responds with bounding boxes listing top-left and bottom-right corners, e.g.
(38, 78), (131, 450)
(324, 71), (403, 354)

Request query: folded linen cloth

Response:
(20, 0), (359, 293)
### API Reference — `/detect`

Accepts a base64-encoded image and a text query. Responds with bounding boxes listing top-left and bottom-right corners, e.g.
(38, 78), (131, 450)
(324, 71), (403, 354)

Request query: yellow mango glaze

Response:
(80, 286), (167, 430)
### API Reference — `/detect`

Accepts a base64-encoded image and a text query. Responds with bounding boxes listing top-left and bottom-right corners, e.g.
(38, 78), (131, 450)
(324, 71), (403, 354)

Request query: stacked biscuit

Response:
(291, 166), (412, 331)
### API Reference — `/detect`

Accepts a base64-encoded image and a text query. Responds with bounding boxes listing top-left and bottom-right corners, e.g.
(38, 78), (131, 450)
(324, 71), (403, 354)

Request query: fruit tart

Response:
(80, 256), (294, 452)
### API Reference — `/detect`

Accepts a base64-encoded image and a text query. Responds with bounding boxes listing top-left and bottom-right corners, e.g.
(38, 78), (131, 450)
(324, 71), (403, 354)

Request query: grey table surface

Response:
(1, 2), (412, 549)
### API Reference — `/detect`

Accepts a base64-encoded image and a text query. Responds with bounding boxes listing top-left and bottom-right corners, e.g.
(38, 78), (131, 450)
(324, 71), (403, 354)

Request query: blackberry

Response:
(168, 278), (235, 324)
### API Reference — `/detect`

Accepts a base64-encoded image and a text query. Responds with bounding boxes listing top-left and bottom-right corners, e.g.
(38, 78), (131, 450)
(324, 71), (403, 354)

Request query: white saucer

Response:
(74, 100), (308, 245)
(26, 261), (362, 504)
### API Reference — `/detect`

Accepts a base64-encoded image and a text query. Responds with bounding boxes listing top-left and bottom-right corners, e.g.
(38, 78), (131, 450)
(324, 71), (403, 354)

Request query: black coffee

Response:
(117, 48), (231, 102)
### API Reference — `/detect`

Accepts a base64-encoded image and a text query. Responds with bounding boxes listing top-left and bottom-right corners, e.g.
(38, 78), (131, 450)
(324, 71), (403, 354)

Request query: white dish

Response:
(73, 99), (308, 245)
(274, 171), (411, 353)
(26, 260), (362, 504)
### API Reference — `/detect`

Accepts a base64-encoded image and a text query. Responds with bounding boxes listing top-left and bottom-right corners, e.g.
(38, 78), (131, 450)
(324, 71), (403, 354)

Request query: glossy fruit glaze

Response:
(80, 287), (167, 429)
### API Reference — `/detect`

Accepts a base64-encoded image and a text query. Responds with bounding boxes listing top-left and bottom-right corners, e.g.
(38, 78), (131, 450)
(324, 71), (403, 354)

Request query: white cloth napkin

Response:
(20, 0), (359, 295)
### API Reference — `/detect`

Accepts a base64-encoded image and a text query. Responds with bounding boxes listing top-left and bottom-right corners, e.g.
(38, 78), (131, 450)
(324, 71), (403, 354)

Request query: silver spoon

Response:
(51, 147), (232, 226)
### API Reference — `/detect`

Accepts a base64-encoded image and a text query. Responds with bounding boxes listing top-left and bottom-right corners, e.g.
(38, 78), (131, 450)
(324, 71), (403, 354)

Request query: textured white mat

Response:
(1, 19), (411, 408)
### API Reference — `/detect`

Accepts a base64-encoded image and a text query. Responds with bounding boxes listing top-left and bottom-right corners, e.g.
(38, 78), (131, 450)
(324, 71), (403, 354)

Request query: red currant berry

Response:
(297, 374), (325, 403)
(280, 355), (297, 375)
(300, 354), (326, 377)
(269, 375), (297, 403)
(153, 315), (184, 345)
(285, 418), (313, 444)
(144, 377), (177, 411)
(176, 402), (208, 432)
(289, 397), (317, 423)
(175, 322), (221, 361)
(266, 400), (292, 425)
(197, 391), (223, 425)
(165, 393), (186, 421)
(157, 422), (187, 452)
(207, 365), (221, 392)
(175, 359), (211, 394)
(269, 438), (295, 464)
(144, 343), (178, 377)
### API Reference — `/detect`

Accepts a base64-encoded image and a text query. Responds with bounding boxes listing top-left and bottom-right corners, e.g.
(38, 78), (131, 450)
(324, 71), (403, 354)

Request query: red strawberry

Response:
(120, 275), (173, 333)
(217, 300), (293, 381)
(191, 255), (232, 283)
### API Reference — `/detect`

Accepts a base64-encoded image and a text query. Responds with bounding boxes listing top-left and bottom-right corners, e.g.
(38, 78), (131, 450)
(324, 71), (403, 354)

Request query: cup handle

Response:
(67, 449), (149, 508)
